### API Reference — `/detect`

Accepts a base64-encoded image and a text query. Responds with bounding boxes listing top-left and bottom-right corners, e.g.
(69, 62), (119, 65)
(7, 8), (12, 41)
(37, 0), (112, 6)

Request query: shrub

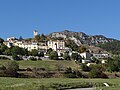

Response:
(64, 67), (72, 74)
(72, 70), (82, 78)
(12, 54), (21, 60)
(0, 65), (6, 70)
(81, 64), (90, 71)
(88, 64), (106, 78)
(64, 73), (77, 78)
(29, 57), (37, 61)
(49, 51), (58, 60)
(26, 68), (32, 71)
(4, 61), (19, 77)
(63, 52), (71, 60)
(88, 69), (102, 78)
(71, 53), (82, 61)
(38, 51), (44, 57)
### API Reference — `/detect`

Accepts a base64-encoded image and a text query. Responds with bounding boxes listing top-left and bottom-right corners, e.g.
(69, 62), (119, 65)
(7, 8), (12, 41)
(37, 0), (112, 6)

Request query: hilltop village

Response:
(3, 30), (110, 64)
(0, 30), (120, 79)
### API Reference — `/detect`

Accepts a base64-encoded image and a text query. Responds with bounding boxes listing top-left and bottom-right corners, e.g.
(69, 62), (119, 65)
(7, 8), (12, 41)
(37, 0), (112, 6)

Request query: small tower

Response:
(33, 30), (38, 37)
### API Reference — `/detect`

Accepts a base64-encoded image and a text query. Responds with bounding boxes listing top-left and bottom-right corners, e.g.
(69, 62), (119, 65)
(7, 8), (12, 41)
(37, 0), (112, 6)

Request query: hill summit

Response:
(49, 30), (116, 46)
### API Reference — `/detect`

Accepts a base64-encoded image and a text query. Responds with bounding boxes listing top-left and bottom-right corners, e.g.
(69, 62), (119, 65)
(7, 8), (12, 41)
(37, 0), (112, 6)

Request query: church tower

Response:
(33, 30), (38, 37)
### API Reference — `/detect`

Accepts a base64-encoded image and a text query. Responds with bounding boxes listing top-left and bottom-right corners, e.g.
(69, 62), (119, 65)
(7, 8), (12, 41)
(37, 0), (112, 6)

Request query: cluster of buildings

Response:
(4, 31), (67, 55)
(3, 31), (110, 63)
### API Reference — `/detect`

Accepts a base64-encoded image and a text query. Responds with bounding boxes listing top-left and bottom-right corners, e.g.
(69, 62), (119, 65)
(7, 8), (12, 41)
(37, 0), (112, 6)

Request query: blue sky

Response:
(0, 0), (120, 40)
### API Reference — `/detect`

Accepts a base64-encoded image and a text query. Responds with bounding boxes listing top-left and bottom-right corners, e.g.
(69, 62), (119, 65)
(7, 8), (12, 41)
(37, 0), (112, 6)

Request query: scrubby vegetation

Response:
(97, 40), (120, 54)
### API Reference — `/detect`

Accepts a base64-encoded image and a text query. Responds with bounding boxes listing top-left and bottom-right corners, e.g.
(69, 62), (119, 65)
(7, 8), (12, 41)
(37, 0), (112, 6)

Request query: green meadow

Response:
(0, 60), (80, 71)
(0, 77), (120, 90)
(0, 60), (120, 90)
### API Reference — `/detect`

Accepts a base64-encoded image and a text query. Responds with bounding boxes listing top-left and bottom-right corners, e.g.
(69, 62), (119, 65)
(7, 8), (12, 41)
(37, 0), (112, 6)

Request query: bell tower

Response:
(33, 30), (38, 37)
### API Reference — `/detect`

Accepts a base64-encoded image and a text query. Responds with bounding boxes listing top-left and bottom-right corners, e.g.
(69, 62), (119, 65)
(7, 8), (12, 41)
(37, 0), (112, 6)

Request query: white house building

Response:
(47, 40), (65, 56)
(47, 40), (65, 51)
(79, 52), (92, 63)
(93, 53), (110, 59)
(80, 52), (91, 60)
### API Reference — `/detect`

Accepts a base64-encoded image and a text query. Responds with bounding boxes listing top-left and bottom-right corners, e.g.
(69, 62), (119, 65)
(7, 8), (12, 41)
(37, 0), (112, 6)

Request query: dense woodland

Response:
(97, 40), (120, 54)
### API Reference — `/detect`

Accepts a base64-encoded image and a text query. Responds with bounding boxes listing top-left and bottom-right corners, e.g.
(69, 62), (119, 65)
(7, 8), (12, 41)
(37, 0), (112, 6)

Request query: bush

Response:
(88, 64), (106, 78)
(81, 64), (90, 72)
(88, 69), (102, 78)
(64, 67), (72, 74)
(64, 67), (82, 78)
(71, 53), (82, 61)
(12, 54), (21, 60)
(49, 51), (58, 60)
(29, 57), (37, 61)
(72, 70), (82, 78)
(63, 52), (71, 60)
(64, 73), (77, 78)
(4, 61), (19, 77)
(26, 68), (32, 71)
(0, 65), (6, 70)
(38, 51), (44, 57)
(30, 49), (38, 56)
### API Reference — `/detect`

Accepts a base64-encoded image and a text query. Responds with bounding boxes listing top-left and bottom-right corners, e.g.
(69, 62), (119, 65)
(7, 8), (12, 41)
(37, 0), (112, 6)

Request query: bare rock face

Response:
(49, 30), (115, 46)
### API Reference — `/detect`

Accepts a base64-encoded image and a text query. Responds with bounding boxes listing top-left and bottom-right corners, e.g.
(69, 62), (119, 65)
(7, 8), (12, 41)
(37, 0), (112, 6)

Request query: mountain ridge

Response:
(49, 30), (117, 46)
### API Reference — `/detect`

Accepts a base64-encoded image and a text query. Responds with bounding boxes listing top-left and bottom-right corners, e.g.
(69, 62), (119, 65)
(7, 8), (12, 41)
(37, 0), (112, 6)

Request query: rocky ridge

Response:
(49, 30), (116, 46)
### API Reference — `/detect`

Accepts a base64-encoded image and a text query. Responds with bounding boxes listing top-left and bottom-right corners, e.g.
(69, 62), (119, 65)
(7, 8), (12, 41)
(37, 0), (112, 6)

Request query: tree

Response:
(38, 51), (44, 57)
(25, 38), (32, 42)
(4, 61), (19, 77)
(65, 39), (78, 51)
(34, 34), (40, 41)
(49, 51), (58, 60)
(81, 63), (90, 72)
(63, 52), (71, 60)
(106, 56), (120, 72)
(30, 49), (38, 56)
(72, 70), (82, 78)
(89, 69), (102, 78)
(4, 49), (11, 55)
(91, 56), (100, 64)
(0, 38), (4, 44)
(79, 45), (87, 53)
(71, 53), (82, 61)
(46, 48), (53, 55)
(40, 34), (46, 42)
(64, 67), (72, 74)
(0, 44), (8, 53)
(12, 54), (21, 60)
(88, 64), (104, 78)
(19, 36), (23, 41)
(97, 41), (120, 54)
(11, 46), (28, 56)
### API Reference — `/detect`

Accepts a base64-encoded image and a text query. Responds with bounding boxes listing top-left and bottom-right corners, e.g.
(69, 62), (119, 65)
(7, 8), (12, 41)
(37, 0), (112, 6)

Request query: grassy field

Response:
(0, 77), (120, 90)
(0, 60), (120, 90)
(0, 60), (80, 70)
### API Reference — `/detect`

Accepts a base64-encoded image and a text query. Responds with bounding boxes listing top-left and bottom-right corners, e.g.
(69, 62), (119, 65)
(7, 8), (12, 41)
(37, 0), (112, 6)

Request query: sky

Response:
(0, 0), (120, 40)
